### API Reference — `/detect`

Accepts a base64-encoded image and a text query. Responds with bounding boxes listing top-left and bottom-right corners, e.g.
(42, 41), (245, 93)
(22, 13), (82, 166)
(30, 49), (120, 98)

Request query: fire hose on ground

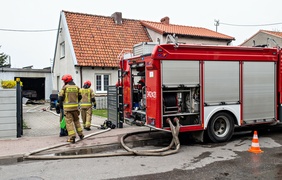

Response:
(24, 105), (181, 160)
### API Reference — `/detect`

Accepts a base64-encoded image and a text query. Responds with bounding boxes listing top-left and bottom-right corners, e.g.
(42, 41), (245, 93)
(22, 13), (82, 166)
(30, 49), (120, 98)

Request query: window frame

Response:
(96, 74), (110, 93)
(60, 41), (65, 59)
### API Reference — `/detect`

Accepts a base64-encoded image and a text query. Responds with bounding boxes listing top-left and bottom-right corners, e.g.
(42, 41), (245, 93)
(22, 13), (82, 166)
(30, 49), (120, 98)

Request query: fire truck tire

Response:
(207, 112), (234, 143)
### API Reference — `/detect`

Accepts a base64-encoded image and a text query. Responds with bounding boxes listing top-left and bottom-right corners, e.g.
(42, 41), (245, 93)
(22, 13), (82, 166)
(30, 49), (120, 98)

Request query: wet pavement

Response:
(0, 103), (151, 160)
(1, 104), (282, 179)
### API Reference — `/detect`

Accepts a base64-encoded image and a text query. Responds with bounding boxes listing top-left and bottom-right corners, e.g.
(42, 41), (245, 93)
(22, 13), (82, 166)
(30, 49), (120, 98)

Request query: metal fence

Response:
(107, 86), (118, 127)
(95, 96), (107, 109)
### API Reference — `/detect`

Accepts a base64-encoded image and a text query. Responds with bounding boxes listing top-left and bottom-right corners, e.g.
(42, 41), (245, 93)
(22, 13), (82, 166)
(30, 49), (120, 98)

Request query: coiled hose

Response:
(24, 118), (180, 160)
(120, 118), (180, 156)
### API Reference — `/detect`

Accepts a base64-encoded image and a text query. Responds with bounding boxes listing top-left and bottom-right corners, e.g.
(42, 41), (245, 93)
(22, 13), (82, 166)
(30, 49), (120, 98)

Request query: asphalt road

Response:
(1, 126), (282, 180)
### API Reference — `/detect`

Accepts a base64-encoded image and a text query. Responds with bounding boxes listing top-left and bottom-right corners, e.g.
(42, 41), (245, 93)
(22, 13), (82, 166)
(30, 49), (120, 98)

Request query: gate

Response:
(107, 85), (119, 128)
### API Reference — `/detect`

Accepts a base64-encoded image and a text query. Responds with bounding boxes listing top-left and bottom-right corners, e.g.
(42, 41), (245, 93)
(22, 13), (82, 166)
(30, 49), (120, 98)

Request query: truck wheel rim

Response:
(213, 115), (230, 137)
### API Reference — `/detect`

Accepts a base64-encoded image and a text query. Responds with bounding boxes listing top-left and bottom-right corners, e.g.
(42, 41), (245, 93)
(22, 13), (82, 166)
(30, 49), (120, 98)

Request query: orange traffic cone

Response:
(248, 131), (263, 154)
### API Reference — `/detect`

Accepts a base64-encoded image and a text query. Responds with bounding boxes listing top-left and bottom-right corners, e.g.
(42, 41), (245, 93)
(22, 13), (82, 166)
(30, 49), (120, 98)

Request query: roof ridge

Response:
(62, 10), (142, 22)
(141, 20), (205, 29)
(261, 29), (282, 36)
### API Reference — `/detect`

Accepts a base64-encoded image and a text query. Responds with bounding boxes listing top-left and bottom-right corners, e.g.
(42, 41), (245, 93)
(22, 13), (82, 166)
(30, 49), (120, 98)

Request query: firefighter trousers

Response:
(81, 107), (92, 128)
(64, 110), (83, 138)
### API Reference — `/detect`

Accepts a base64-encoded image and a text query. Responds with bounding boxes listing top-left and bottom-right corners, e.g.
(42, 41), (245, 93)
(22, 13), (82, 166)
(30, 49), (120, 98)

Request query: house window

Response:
(96, 74), (109, 93)
(60, 41), (65, 58)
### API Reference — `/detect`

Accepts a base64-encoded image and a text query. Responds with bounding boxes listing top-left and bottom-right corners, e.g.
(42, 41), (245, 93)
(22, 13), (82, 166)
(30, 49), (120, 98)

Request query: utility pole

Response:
(214, 19), (219, 32)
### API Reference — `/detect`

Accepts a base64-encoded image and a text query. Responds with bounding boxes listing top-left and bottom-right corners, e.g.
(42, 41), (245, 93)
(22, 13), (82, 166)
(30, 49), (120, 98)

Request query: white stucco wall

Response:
(146, 28), (164, 43)
(240, 33), (282, 47)
(80, 67), (118, 96)
(52, 12), (77, 91)
(146, 28), (231, 45)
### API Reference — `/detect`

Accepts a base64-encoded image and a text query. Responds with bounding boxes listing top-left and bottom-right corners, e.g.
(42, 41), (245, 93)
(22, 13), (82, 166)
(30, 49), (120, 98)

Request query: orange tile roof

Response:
(63, 11), (234, 67)
(141, 21), (235, 40)
(64, 11), (151, 67)
(261, 30), (282, 38)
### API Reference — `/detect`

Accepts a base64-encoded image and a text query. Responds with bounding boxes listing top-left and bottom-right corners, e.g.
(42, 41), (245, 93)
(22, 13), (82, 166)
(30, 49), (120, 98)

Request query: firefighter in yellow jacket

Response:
(59, 74), (84, 143)
(80, 80), (95, 131)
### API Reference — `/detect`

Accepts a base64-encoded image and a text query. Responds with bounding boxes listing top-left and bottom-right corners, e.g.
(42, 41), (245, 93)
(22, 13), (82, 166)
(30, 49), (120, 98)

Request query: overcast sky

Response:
(0, 0), (281, 69)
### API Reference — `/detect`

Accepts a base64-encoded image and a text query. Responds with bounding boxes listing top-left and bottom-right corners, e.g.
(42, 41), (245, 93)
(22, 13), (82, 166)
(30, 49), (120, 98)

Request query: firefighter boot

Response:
(79, 134), (84, 140)
(59, 128), (68, 137)
(84, 127), (91, 131)
(67, 136), (76, 143)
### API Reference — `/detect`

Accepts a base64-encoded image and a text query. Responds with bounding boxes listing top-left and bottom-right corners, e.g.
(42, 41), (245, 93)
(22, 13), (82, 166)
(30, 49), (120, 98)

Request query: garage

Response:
(1, 67), (52, 101)
(16, 77), (45, 100)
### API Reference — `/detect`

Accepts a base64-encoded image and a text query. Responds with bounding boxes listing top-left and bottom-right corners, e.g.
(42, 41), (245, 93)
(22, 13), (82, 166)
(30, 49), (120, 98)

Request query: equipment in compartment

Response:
(162, 87), (199, 114)
(162, 86), (200, 127)
(163, 92), (178, 114)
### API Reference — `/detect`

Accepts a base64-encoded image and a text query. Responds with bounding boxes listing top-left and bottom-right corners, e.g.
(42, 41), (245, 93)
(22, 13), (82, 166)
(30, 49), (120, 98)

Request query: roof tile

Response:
(262, 30), (282, 38)
(64, 11), (151, 67)
(141, 21), (234, 40)
(63, 11), (234, 67)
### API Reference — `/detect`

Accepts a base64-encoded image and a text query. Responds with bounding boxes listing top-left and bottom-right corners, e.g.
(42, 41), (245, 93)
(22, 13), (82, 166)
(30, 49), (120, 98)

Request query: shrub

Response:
(1, 80), (23, 88)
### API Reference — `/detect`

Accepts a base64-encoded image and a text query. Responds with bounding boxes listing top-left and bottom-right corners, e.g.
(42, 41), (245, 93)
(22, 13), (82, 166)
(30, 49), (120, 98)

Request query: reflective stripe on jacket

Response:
(80, 88), (94, 108)
(59, 84), (80, 111)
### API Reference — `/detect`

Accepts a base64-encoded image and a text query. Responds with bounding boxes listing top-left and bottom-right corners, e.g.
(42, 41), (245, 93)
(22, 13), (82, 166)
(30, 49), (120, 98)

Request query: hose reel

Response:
(163, 93), (178, 114)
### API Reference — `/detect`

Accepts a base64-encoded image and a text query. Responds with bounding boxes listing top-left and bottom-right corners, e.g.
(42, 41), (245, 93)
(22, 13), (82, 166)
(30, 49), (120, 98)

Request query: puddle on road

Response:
(53, 143), (168, 156)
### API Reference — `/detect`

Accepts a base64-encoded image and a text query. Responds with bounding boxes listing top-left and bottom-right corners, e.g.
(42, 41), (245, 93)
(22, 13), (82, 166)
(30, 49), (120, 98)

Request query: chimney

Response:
(160, 16), (170, 25)
(111, 12), (122, 25)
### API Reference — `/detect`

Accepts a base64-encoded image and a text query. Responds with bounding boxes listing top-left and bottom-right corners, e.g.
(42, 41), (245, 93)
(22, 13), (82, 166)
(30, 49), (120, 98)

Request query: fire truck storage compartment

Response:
(204, 61), (239, 105)
(130, 63), (146, 122)
(242, 62), (275, 123)
(161, 60), (200, 127)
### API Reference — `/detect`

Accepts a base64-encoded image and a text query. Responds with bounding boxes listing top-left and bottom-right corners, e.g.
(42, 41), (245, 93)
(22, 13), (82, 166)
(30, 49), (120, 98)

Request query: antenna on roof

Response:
(214, 19), (220, 32)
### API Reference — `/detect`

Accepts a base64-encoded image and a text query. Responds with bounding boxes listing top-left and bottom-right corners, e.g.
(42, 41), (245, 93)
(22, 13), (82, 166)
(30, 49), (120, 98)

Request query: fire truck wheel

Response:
(207, 112), (234, 143)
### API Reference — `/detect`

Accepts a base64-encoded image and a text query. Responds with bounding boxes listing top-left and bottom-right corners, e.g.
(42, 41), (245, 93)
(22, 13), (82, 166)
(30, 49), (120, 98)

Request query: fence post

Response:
(16, 78), (22, 137)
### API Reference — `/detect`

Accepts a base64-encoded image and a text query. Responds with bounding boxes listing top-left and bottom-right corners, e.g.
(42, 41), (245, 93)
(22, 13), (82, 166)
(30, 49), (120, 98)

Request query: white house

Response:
(52, 11), (234, 98)
(240, 30), (282, 47)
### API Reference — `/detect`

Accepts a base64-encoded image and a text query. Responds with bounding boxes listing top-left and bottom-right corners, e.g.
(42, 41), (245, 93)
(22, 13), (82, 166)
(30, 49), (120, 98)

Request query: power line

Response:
(219, 21), (282, 27)
(0, 28), (58, 32)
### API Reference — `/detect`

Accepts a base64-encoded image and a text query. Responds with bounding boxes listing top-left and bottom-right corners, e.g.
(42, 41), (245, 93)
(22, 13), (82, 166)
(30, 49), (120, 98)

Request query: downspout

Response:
(80, 66), (83, 87)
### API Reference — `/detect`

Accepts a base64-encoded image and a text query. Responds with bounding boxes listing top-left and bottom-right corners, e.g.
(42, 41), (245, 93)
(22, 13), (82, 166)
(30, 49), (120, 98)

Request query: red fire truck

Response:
(117, 42), (282, 142)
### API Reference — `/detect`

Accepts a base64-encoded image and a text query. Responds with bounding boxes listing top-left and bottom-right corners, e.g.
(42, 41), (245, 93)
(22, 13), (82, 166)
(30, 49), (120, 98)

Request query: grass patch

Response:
(23, 120), (30, 129)
(92, 109), (107, 118)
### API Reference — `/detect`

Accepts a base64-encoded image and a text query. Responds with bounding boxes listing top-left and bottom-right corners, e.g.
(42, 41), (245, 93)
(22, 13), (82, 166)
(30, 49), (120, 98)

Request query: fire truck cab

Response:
(118, 42), (282, 142)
